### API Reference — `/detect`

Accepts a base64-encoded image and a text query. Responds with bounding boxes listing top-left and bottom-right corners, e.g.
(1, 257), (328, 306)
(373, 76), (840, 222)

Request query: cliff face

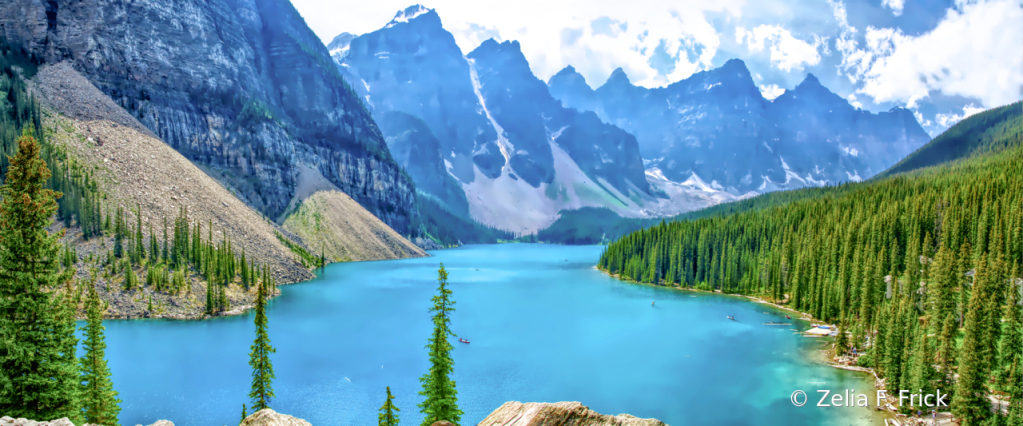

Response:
(0, 0), (418, 233)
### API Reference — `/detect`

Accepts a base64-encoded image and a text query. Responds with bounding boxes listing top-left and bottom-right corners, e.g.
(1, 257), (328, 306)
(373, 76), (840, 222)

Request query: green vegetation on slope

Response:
(599, 105), (1023, 424)
(1, 39), (105, 240)
(878, 101), (1022, 178)
(413, 193), (513, 246)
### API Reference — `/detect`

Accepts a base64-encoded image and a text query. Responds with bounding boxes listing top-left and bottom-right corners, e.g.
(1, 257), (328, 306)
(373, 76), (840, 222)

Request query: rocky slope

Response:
(478, 401), (667, 426)
(33, 62), (424, 319)
(548, 61), (931, 193)
(281, 165), (426, 262)
(0, 0), (418, 234)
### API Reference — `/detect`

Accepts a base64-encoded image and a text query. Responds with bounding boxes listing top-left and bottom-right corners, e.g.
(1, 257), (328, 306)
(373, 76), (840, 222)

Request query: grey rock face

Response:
(549, 60), (931, 193)
(0, 0), (418, 233)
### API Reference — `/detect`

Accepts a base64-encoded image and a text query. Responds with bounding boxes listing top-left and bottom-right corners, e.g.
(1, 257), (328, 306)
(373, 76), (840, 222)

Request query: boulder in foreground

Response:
(0, 417), (171, 426)
(240, 409), (312, 426)
(478, 401), (668, 426)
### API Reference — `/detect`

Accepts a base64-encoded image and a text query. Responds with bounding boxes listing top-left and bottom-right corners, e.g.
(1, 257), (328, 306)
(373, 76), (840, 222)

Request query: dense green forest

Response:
(599, 104), (1023, 425)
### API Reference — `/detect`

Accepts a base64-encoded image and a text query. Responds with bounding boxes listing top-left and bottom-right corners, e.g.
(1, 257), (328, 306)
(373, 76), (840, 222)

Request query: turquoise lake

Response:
(98, 244), (880, 425)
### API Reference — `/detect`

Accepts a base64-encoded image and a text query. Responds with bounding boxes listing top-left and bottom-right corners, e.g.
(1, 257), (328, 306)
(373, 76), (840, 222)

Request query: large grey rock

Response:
(478, 401), (668, 426)
(0, 417), (75, 426)
(240, 409), (311, 426)
(0, 417), (172, 426)
(0, 0), (418, 233)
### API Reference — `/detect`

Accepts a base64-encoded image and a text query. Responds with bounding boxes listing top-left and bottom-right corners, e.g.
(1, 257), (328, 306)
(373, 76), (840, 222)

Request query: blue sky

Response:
(291, 0), (1021, 137)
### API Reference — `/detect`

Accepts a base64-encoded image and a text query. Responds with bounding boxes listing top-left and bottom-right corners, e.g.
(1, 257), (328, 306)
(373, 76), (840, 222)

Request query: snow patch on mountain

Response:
(640, 168), (753, 217)
(467, 57), (514, 163)
(386, 5), (431, 28)
(460, 137), (647, 235)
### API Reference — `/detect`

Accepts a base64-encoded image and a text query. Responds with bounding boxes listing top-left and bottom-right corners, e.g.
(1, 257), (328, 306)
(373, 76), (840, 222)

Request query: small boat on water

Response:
(785, 315), (792, 319)
(727, 316), (736, 321)
(458, 338), (470, 344)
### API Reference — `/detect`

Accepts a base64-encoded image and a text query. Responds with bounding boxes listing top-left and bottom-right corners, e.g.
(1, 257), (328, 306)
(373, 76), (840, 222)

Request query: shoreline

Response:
(599, 266), (898, 425)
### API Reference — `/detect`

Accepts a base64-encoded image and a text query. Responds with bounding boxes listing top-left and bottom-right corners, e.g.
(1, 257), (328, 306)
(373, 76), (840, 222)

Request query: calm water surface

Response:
(98, 244), (879, 426)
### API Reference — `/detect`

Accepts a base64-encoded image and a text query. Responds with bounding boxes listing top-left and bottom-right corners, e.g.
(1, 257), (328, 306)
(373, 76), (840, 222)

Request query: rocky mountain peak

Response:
(386, 4), (437, 28)
(549, 65), (586, 86)
(604, 67), (632, 87)
(328, 32), (356, 57)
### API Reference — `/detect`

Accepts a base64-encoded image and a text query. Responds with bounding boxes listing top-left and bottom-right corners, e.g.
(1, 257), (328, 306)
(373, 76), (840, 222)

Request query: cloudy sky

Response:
(291, 0), (1021, 136)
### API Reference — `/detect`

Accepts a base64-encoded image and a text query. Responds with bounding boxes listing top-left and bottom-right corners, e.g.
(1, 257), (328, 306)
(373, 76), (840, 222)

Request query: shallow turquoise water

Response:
(98, 244), (879, 425)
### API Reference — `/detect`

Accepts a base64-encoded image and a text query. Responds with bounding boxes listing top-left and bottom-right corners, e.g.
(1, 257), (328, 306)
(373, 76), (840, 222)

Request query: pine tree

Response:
(0, 129), (80, 420)
(206, 281), (214, 316)
(124, 262), (137, 291)
(241, 404), (248, 423)
(834, 321), (849, 356)
(378, 386), (400, 426)
(80, 279), (121, 426)
(953, 259), (994, 426)
(249, 278), (275, 411)
(418, 264), (462, 426)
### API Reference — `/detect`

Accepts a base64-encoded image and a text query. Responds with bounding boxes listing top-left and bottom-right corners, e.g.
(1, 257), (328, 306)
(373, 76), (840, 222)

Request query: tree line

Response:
(599, 142), (1022, 425)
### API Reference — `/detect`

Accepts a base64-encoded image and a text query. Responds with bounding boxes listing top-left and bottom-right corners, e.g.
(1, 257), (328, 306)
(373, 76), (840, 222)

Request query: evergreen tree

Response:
(79, 279), (121, 426)
(0, 129), (80, 420)
(378, 386), (399, 426)
(418, 264), (462, 426)
(206, 281), (214, 316)
(241, 404), (247, 423)
(834, 321), (849, 356)
(249, 279), (275, 411)
(953, 259), (994, 426)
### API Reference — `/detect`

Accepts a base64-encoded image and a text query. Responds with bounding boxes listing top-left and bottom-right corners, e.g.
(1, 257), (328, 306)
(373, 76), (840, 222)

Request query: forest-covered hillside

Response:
(598, 103), (1023, 425)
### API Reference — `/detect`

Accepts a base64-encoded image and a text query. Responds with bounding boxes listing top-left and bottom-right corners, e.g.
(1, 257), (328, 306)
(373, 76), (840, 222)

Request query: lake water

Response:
(98, 244), (880, 426)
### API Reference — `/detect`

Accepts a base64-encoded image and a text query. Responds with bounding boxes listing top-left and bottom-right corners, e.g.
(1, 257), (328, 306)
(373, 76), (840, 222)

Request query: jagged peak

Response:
(605, 67), (631, 86)
(554, 65), (579, 76)
(327, 32), (355, 52)
(799, 73), (822, 87)
(720, 58), (751, 74)
(385, 4), (438, 28)
(470, 38), (523, 58)
(548, 65), (593, 92)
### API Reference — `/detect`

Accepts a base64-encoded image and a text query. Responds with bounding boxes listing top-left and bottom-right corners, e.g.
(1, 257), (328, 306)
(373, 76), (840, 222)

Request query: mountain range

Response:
(1, 0), (934, 240)
(332, 5), (931, 234)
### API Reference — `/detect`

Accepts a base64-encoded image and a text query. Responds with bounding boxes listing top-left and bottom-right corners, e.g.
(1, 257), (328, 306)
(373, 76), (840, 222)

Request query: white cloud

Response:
(934, 103), (986, 128)
(736, 25), (822, 72)
(759, 84), (786, 100)
(838, 0), (1023, 108)
(881, 0), (905, 16)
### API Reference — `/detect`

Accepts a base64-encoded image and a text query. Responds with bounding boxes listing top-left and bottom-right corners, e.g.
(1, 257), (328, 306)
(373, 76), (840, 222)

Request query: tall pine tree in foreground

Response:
(418, 264), (462, 426)
(0, 129), (80, 420)
(953, 259), (994, 426)
(80, 277), (122, 425)
(378, 386), (399, 426)
(249, 278), (275, 411)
